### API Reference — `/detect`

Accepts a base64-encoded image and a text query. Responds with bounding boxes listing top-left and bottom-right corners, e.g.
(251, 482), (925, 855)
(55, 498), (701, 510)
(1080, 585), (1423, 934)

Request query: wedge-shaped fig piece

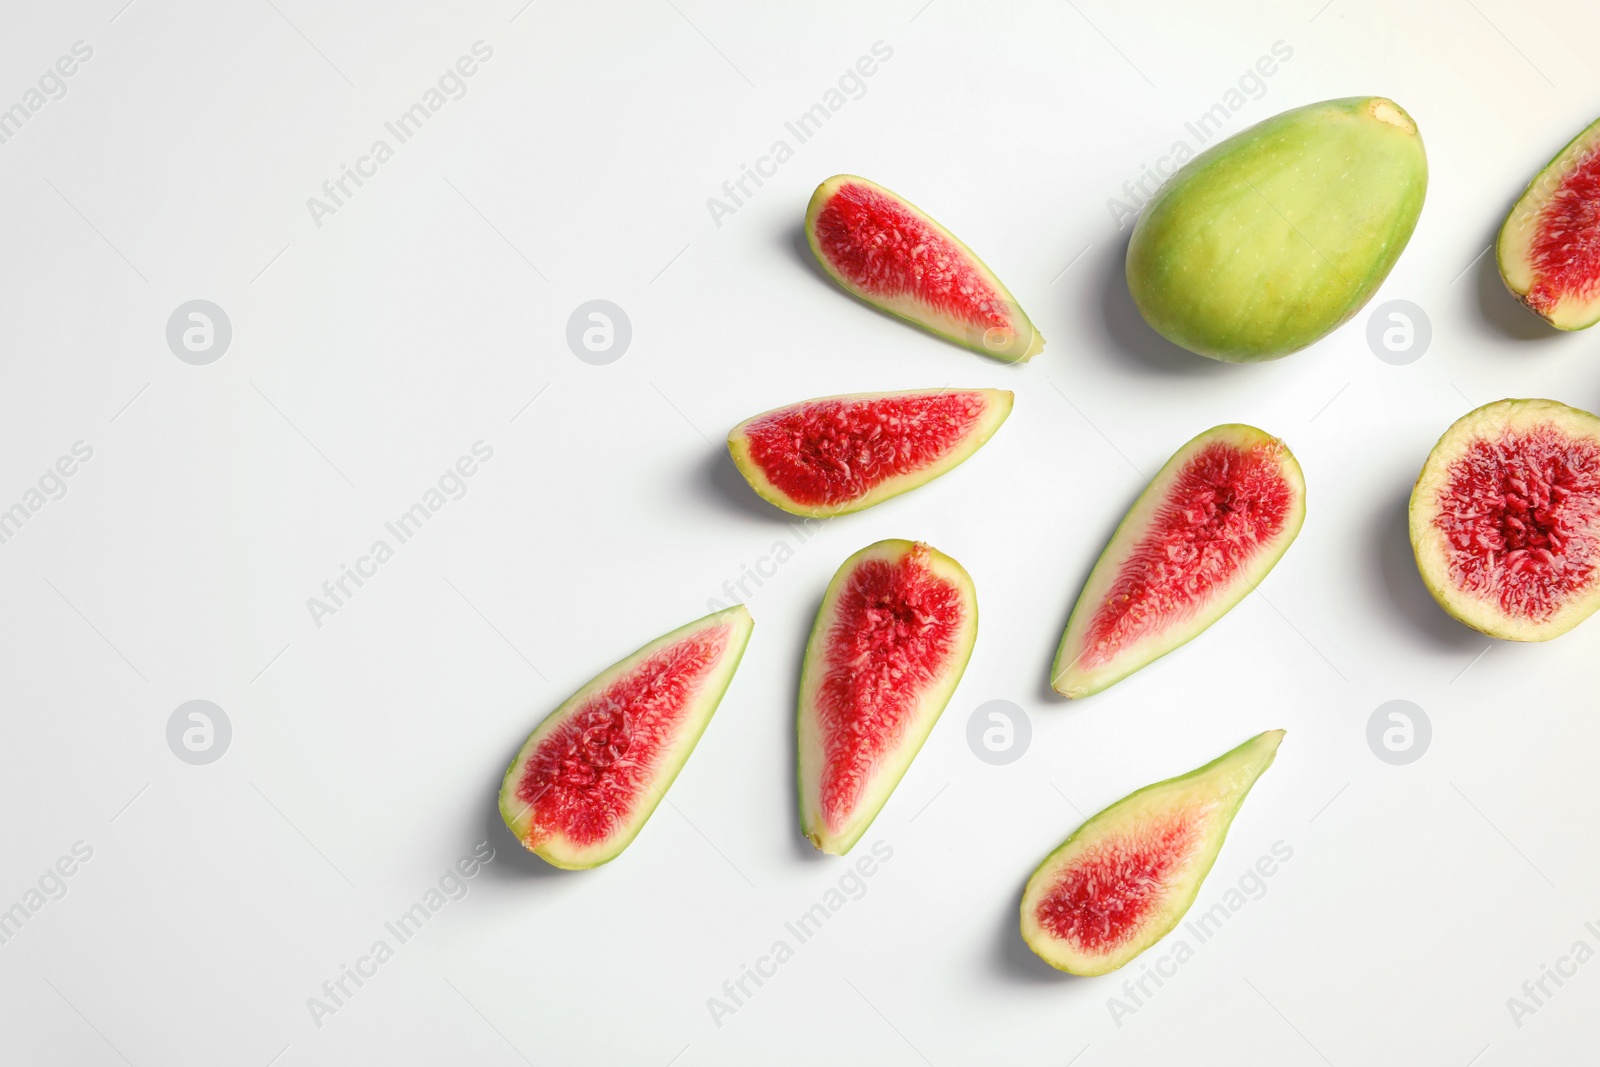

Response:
(1411, 399), (1600, 641)
(805, 175), (1043, 361)
(1052, 425), (1305, 698)
(1021, 730), (1284, 975)
(728, 388), (1013, 518)
(1127, 97), (1427, 361)
(799, 540), (976, 854)
(1498, 117), (1600, 330)
(498, 606), (753, 869)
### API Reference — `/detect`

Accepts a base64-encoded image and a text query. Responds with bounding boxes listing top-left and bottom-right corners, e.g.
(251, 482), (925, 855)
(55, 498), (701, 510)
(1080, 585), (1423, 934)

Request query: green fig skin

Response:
(1127, 96), (1428, 362)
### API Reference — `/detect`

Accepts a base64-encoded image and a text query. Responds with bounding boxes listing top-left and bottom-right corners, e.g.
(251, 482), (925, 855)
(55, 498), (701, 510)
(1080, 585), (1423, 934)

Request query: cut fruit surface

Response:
(1052, 424), (1305, 698)
(1410, 398), (1600, 641)
(498, 606), (753, 869)
(728, 388), (1013, 517)
(1021, 730), (1284, 976)
(799, 540), (977, 855)
(1127, 96), (1427, 361)
(1497, 117), (1600, 330)
(805, 175), (1043, 361)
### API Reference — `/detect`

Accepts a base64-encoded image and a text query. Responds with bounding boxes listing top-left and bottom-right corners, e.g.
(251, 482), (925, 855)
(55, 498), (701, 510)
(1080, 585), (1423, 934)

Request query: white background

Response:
(1, 0), (1597, 1064)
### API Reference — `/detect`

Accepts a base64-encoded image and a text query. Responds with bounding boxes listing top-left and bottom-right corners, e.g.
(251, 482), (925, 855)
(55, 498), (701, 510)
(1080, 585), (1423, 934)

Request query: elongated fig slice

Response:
(805, 175), (1044, 361)
(1021, 730), (1283, 975)
(498, 606), (753, 869)
(1128, 97), (1427, 361)
(799, 540), (977, 854)
(1052, 425), (1305, 698)
(1410, 399), (1600, 640)
(1497, 117), (1600, 330)
(728, 388), (1013, 518)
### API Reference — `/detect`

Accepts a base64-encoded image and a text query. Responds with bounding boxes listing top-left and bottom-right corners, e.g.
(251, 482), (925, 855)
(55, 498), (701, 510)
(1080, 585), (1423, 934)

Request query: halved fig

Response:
(1052, 425), (1305, 698)
(1410, 398), (1600, 640)
(728, 388), (1013, 518)
(498, 606), (753, 869)
(1497, 117), (1600, 330)
(1021, 729), (1284, 976)
(805, 174), (1044, 361)
(799, 540), (977, 855)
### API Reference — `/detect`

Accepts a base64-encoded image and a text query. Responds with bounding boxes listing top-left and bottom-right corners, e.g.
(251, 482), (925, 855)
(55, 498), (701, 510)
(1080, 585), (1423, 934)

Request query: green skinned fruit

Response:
(1021, 730), (1284, 975)
(1127, 97), (1428, 362)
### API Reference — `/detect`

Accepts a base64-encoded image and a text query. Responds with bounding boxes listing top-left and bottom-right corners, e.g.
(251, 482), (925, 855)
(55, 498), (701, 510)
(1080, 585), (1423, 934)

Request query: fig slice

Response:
(728, 388), (1013, 518)
(805, 174), (1044, 362)
(1021, 729), (1284, 976)
(799, 540), (977, 855)
(1410, 398), (1600, 641)
(1052, 424), (1305, 698)
(498, 606), (753, 869)
(1497, 117), (1600, 330)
